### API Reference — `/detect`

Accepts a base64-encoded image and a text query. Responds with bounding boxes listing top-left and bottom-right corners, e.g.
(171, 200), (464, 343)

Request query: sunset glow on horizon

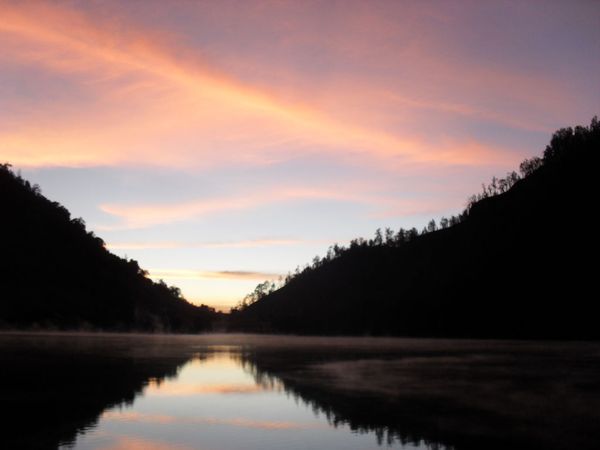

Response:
(2, 0), (598, 310)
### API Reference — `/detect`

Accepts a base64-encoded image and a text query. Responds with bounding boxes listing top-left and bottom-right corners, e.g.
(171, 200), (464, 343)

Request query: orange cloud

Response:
(0, 2), (520, 172)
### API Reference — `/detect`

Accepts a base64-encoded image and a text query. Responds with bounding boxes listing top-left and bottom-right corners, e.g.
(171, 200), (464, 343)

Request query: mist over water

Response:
(2, 333), (599, 450)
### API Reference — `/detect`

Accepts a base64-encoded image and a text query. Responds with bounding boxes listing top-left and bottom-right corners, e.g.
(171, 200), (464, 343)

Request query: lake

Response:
(1, 333), (599, 449)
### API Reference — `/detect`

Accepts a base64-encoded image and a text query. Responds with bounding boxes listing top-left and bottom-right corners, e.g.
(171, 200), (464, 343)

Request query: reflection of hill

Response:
(4, 334), (599, 450)
(0, 334), (193, 449)
(239, 342), (600, 450)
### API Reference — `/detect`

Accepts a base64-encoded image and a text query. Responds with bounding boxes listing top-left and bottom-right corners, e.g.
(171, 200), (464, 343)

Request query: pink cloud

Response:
(0, 1), (530, 173)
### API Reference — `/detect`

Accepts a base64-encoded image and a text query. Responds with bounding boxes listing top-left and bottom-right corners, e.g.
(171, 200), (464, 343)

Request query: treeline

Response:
(232, 132), (546, 312)
(0, 164), (220, 332)
(231, 117), (599, 338)
(233, 155), (533, 312)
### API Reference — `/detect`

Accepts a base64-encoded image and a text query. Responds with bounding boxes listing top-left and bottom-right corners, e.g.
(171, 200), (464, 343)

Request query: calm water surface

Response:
(2, 333), (600, 450)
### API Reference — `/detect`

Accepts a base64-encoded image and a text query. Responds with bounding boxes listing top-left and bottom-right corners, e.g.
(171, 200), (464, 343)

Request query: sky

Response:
(1, 0), (598, 311)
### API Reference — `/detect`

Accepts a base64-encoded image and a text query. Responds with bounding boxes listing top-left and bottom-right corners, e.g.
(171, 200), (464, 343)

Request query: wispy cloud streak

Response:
(98, 184), (459, 230)
(147, 269), (282, 282)
(0, 2), (526, 171)
(106, 238), (305, 250)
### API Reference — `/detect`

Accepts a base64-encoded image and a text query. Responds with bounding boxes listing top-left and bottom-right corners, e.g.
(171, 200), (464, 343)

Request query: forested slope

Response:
(233, 119), (599, 339)
(0, 165), (218, 331)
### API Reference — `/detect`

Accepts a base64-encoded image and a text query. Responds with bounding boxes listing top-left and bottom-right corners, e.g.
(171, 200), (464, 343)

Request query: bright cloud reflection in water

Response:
(64, 350), (430, 450)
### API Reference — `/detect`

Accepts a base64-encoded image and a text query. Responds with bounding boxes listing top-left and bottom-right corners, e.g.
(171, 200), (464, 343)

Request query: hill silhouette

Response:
(232, 118), (599, 339)
(0, 165), (218, 332)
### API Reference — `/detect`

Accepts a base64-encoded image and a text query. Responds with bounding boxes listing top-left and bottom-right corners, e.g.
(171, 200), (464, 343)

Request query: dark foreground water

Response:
(1, 333), (599, 450)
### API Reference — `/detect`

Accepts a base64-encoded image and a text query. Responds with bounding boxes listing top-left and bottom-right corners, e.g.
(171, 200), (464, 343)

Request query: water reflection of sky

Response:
(63, 350), (426, 450)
